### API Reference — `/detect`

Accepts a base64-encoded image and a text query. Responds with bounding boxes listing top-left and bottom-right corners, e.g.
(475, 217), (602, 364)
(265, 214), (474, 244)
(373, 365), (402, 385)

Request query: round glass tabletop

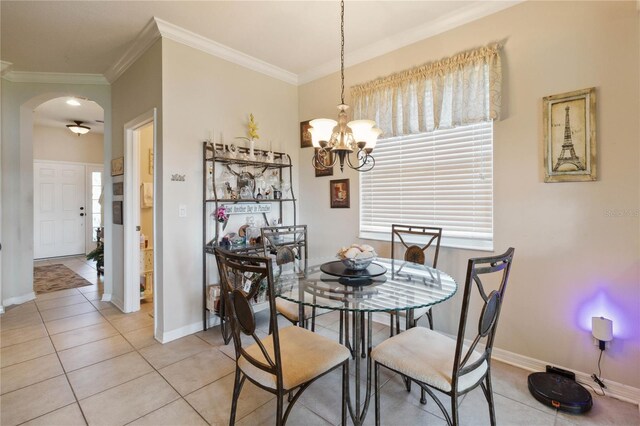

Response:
(274, 257), (458, 313)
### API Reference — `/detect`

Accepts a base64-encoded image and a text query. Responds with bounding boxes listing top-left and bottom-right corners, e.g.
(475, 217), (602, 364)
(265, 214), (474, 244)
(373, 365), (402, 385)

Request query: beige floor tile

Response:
(35, 288), (81, 302)
(0, 336), (55, 368)
(185, 372), (274, 425)
(297, 364), (377, 425)
(45, 310), (106, 335)
(195, 327), (227, 347)
(100, 306), (129, 319)
(362, 388), (447, 426)
(0, 323), (48, 348)
(122, 325), (158, 350)
(490, 360), (557, 416)
(51, 321), (119, 351)
(90, 299), (114, 310)
(377, 371), (452, 419)
(58, 334), (134, 372)
(0, 310), (43, 332)
(139, 335), (211, 369)
(128, 399), (207, 426)
(39, 302), (96, 322)
(81, 290), (101, 301)
(0, 353), (64, 395)
(36, 294), (90, 312)
(237, 398), (334, 426)
(2, 301), (38, 317)
(79, 371), (179, 426)
(22, 403), (87, 426)
(159, 348), (235, 396)
(78, 283), (101, 293)
(68, 351), (154, 400)
(458, 390), (556, 426)
(555, 392), (640, 425)
(0, 375), (76, 426)
(108, 311), (154, 334)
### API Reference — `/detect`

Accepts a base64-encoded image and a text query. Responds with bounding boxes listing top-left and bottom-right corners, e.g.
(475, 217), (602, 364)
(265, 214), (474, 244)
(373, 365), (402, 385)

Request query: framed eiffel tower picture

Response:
(543, 87), (596, 182)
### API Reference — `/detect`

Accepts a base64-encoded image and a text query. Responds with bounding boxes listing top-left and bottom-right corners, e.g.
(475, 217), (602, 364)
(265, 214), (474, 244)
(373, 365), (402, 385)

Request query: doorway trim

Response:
(123, 108), (156, 314)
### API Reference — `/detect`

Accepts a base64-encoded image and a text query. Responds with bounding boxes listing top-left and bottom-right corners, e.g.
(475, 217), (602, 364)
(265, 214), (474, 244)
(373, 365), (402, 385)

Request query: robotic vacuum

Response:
(528, 372), (592, 414)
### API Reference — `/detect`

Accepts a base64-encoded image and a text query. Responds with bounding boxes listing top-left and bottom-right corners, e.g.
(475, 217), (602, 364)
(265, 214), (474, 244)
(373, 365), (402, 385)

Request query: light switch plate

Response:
(179, 205), (187, 217)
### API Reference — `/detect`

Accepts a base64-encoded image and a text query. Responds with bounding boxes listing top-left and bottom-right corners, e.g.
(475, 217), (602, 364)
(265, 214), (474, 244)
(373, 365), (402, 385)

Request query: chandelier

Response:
(67, 120), (90, 136)
(310, 0), (381, 173)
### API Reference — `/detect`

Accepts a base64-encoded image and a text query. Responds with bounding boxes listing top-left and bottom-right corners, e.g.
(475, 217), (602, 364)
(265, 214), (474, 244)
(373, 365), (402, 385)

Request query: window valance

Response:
(351, 43), (502, 137)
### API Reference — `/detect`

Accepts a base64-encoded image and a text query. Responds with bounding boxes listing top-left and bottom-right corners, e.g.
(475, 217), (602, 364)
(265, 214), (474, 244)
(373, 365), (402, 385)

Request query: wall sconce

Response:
(592, 316), (613, 350)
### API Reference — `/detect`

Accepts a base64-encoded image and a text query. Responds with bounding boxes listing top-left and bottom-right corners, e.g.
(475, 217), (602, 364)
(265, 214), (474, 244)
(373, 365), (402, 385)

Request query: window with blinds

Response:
(360, 121), (493, 250)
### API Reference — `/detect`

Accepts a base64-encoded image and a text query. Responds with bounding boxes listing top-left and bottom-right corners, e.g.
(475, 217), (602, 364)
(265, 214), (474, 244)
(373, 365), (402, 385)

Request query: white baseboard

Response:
(101, 293), (112, 302)
(160, 320), (204, 344)
(0, 305), (4, 314)
(3, 292), (36, 307)
(491, 347), (640, 406)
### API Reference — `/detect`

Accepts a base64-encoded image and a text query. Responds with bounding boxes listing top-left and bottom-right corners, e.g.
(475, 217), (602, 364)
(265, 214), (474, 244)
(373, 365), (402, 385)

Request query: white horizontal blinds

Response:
(360, 121), (493, 244)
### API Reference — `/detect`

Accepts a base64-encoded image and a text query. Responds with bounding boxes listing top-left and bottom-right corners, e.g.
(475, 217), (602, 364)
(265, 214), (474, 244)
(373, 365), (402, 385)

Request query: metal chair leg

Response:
(375, 362), (382, 426)
(420, 388), (427, 405)
(342, 361), (348, 426)
(276, 392), (284, 426)
(229, 369), (244, 426)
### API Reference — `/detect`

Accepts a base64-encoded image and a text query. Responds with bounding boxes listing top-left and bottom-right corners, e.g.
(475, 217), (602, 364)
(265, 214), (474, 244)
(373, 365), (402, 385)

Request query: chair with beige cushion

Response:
(261, 225), (317, 330)
(215, 248), (350, 426)
(389, 224), (442, 335)
(372, 247), (515, 426)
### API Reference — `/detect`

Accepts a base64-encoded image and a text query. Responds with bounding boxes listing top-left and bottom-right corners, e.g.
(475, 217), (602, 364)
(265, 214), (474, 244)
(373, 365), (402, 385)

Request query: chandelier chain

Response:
(340, 0), (345, 105)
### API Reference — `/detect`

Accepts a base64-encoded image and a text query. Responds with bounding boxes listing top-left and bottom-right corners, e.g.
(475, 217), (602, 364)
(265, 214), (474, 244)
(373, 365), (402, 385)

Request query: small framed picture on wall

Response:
(330, 179), (350, 208)
(111, 157), (124, 176)
(112, 201), (123, 225)
(315, 149), (333, 177)
(300, 120), (313, 148)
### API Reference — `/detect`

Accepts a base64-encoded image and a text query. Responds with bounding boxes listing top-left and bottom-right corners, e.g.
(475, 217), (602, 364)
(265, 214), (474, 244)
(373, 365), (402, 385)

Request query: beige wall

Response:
(111, 39), (163, 314)
(299, 1), (640, 388)
(160, 38), (299, 337)
(33, 125), (103, 164)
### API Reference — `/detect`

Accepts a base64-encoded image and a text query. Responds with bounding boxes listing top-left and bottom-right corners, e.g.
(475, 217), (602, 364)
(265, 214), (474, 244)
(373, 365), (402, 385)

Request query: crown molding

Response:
(104, 17), (161, 83)
(298, 0), (523, 85)
(2, 71), (108, 85)
(154, 18), (298, 86)
(1, 61), (13, 76)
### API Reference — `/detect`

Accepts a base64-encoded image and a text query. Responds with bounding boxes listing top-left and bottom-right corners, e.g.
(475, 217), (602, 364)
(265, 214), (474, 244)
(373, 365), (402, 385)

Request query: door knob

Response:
(80, 207), (84, 210)
(80, 213), (85, 217)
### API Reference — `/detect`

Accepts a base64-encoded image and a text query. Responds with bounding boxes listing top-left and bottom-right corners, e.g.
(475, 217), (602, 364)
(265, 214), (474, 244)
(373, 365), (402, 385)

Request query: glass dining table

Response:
(272, 256), (458, 425)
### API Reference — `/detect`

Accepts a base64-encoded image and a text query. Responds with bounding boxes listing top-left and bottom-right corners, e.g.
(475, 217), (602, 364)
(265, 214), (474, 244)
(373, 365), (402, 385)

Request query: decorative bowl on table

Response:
(337, 244), (377, 271)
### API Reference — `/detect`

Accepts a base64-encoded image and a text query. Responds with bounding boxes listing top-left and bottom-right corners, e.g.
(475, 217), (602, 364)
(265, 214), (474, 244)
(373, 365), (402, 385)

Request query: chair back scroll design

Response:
(391, 224), (442, 267)
(261, 225), (308, 265)
(214, 250), (284, 388)
(451, 247), (515, 400)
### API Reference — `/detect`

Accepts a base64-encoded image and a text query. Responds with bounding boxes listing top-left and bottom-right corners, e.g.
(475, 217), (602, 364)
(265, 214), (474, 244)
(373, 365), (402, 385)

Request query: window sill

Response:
(358, 231), (494, 253)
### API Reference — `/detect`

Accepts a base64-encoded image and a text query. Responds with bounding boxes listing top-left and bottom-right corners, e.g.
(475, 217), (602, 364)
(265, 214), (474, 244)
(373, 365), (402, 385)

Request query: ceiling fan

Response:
(66, 120), (91, 135)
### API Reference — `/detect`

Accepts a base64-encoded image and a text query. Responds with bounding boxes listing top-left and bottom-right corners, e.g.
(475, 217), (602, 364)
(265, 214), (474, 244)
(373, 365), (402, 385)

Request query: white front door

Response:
(34, 162), (86, 259)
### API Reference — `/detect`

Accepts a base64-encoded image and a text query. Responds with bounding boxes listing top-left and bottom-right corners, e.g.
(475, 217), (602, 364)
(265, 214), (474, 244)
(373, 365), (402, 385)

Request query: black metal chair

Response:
(389, 224), (442, 335)
(215, 249), (350, 426)
(372, 247), (515, 426)
(261, 225), (317, 330)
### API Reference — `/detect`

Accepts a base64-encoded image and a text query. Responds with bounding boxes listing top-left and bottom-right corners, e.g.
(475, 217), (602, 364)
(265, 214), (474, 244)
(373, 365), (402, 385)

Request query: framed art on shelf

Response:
(315, 149), (333, 177)
(111, 157), (124, 176)
(330, 179), (350, 208)
(300, 120), (313, 148)
(543, 87), (596, 183)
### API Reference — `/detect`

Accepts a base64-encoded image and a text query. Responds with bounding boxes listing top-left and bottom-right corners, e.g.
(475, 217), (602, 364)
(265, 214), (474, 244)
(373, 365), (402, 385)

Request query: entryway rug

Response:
(33, 264), (93, 294)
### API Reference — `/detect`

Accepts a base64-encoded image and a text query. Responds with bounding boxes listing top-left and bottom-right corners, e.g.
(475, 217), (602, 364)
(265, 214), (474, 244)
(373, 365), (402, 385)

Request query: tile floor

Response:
(0, 256), (638, 425)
